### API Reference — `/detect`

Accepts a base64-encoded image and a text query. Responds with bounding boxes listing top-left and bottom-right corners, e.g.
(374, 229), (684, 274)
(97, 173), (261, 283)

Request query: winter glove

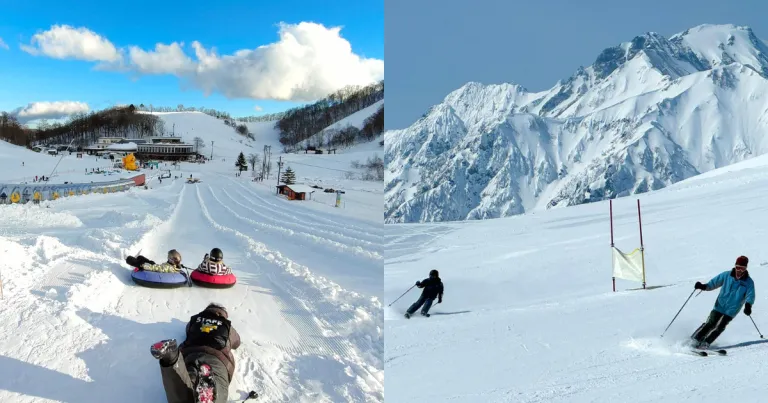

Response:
(437, 297), (442, 304)
(416, 281), (421, 286)
(745, 303), (752, 316)
(694, 281), (706, 290)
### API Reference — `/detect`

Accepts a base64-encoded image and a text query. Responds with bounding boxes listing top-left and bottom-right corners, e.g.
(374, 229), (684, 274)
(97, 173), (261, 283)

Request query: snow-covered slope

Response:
(385, 24), (768, 223)
(0, 140), (119, 184)
(385, 152), (768, 402)
(0, 122), (383, 401)
(146, 111), (277, 159)
(296, 100), (385, 149)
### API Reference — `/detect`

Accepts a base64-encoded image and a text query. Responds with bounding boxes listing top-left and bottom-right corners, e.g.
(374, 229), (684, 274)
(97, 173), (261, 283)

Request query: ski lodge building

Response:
(83, 136), (195, 161)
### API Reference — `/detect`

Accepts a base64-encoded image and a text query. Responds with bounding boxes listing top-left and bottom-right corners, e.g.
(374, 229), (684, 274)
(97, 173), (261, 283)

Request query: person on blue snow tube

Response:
(132, 249), (183, 273)
(690, 255), (756, 350)
(404, 269), (443, 318)
(196, 248), (232, 276)
(150, 302), (242, 403)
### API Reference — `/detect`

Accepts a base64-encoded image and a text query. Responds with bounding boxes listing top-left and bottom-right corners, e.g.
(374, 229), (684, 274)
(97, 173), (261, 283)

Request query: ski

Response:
(711, 349), (727, 355)
(688, 348), (726, 357)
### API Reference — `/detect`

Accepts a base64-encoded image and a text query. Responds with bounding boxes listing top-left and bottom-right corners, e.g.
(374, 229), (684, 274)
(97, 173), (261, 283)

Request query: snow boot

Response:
(421, 312), (430, 317)
(150, 339), (179, 366)
(695, 341), (710, 350)
(193, 360), (216, 403)
(404, 313), (411, 319)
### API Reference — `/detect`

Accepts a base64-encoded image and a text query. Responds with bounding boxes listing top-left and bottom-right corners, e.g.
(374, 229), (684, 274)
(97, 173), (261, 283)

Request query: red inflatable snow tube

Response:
(190, 270), (237, 289)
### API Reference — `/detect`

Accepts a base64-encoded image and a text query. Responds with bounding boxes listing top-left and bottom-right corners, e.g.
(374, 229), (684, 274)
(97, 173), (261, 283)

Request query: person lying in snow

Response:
(405, 269), (444, 318)
(151, 303), (241, 403)
(127, 249), (183, 273)
(195, 248), (232, 276)
(690, 255), (756, 350)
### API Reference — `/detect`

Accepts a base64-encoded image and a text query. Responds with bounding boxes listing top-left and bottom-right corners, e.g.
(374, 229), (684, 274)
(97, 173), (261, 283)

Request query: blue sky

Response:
(0, 0), (383, 124)
(385, 0), (768, 129)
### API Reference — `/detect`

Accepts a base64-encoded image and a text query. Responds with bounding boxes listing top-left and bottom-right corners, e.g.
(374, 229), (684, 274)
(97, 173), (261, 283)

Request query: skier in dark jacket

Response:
(150, 303), (241, 403)
(690, 255), (755, 350)
(405, 269), (444, 318)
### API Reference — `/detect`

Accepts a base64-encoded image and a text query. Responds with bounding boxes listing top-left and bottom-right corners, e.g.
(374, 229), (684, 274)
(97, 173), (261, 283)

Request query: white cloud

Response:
(254, 105), (263, 112)
(22, 22), (383, 102)
(128, 42), (194, 74)
(177, 22), (384, 101)
(0, 37), (8, 50)
(21, 25), (120, 62)
(11, 101), (90, 123)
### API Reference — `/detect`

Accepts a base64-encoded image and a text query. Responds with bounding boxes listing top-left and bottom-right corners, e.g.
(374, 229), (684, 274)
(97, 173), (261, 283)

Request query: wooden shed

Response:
(275, 184), (316, 200)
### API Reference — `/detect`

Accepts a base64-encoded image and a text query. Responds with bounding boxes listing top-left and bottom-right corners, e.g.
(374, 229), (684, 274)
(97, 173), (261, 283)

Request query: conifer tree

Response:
(281, 166), (296, 185)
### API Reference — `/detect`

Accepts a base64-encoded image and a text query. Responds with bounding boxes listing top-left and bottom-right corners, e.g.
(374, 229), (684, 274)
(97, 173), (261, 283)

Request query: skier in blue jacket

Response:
(690, 255), (755, 349)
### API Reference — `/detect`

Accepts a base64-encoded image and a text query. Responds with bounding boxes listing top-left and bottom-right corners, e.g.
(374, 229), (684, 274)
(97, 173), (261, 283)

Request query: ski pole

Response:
(661, 289), (697, 337)
(388, 284), (416, 307)
(749, 316), (764, 339)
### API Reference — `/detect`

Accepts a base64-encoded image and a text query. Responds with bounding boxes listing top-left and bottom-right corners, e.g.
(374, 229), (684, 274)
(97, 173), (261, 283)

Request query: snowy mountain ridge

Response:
(385, 23), (768, 223)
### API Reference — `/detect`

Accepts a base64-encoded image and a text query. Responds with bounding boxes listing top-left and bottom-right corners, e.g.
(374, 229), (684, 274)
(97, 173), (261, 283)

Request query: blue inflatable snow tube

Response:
(131, 268), (188, 288)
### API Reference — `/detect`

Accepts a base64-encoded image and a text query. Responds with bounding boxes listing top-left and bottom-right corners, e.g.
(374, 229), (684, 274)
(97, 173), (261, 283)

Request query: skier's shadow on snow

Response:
(716, 339), (768, 350)
(430, 310), (471, 316)
(0, 308), (187, 402)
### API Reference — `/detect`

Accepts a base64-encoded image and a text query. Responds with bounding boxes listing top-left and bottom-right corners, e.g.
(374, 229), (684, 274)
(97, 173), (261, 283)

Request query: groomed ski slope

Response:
(0, 145), (383, 401)
(384, 151), (768, 403)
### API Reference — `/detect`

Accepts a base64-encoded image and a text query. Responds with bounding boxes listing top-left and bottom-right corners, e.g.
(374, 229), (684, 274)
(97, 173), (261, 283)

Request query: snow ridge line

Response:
(194, 185), (383, 401)
(225, 175), (381, 240)
(225, 185), (380, 250)
(216, 187), (382, 261)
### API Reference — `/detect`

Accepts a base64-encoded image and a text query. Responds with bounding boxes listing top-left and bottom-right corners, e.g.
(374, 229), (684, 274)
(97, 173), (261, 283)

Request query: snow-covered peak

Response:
(670, 23), (768, 76)
(385, 24), (768, 223)
(442, 82), (536, 130)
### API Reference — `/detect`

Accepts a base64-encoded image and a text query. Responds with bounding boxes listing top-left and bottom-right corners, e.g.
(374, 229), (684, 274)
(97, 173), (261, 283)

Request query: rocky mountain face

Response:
(385, 24), (768, 223)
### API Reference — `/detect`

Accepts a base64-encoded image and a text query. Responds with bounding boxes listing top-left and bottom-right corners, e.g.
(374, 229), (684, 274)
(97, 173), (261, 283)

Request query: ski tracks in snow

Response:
(195, 184), (383, 402)
(0, 175), (382, 403)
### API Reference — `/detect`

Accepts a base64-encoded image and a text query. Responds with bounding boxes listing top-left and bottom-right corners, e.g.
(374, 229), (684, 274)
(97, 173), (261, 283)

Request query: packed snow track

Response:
(0, 173), (383, 403)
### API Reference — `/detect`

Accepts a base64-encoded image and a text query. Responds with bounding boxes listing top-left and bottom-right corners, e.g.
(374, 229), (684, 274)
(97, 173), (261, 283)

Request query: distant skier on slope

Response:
(126, 249), (183, 272)
(690, 255), (755, 349)
(405, 269), (444, 318)
(195, 248), (232, 276)
(150, 302), (241, 403)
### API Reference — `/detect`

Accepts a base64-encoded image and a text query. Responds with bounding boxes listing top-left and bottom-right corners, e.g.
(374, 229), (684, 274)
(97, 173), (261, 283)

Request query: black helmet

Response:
(429, 269), (439, 277)
(206, 302), (228, 318)
(209, 248), (223, 262)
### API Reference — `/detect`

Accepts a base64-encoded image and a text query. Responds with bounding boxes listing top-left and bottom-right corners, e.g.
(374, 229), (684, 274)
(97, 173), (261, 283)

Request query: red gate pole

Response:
(637, 199), (646, 289)
(611, 199), (615, 292)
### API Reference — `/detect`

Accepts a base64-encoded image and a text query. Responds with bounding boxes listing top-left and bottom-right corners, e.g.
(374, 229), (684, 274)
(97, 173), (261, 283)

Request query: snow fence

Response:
(0, 174), (146, 204)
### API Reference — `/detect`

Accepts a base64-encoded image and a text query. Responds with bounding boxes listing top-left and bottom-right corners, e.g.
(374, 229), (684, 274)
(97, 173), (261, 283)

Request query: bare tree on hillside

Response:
(262, 145), (272, 179)
(247, 153), (260, 173)
(236, 124), (248, 136)
(193, 137), (206, 153)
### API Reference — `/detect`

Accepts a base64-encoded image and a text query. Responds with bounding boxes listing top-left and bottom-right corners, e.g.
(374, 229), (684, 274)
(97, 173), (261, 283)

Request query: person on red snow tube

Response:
(190, 248), (237, 288)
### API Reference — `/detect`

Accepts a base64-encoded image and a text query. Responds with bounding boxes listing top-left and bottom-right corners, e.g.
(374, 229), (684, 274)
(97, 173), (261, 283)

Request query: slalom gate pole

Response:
(610, 200), (615, 292)
(661, 289), (696, 337)
(388, 284), (416, 307)
(637, 199), (646, 290)
(749, 316), (764, 339)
